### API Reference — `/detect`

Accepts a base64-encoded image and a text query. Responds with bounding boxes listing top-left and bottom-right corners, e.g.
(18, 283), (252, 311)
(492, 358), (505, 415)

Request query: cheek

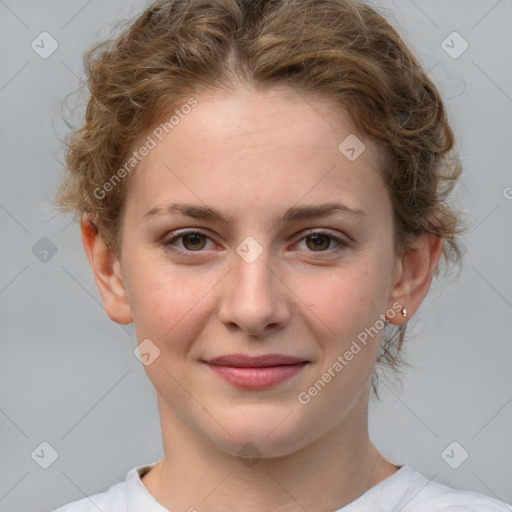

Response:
(128, 257), (217, 345)
(293, 264), (386, 336)
(293, 269), (386, 407)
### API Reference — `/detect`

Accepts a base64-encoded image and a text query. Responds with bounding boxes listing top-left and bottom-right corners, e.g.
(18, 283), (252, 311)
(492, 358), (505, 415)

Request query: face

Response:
(112, 86), (403, 458)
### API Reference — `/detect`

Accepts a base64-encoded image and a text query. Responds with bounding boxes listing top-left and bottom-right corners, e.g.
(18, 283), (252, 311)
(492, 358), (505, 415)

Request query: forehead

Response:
(125, 86), (388, 221)
(175, 86), (364, 148)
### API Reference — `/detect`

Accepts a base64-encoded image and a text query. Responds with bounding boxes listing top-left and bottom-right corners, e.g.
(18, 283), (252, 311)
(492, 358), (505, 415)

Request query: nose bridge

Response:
(232, 238), (278, 305)
(219, 237), (289, 333)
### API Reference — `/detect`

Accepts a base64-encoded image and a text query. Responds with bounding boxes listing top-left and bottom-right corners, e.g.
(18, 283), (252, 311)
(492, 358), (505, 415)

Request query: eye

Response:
(162, 228), (348, 259)
(162, 230), (215, 255)
(294, 231), (348, 256)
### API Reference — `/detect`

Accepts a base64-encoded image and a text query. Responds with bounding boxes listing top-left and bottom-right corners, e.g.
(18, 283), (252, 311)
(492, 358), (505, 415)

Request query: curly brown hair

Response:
(52, 0), (468, 397)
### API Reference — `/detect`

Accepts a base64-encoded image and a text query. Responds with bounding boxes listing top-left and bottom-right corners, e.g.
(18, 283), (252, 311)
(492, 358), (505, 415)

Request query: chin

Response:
(205, 408), (315, 460)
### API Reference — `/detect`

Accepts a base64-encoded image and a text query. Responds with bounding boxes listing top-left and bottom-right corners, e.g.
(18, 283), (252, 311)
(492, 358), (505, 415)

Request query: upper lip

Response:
(204, 354), (308, 367)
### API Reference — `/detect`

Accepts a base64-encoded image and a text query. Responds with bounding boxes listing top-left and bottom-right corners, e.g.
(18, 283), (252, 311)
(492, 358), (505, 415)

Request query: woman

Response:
(51, 0), (511, 510)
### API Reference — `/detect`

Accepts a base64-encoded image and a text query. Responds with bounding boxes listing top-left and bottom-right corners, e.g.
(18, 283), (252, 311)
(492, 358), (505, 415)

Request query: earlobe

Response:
(81, 214), (133, 325)
(386, 233), (444, 325)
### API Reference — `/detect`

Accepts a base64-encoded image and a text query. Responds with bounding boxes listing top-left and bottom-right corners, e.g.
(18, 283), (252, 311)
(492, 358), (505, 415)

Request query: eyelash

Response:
(161, 229), (348, 259)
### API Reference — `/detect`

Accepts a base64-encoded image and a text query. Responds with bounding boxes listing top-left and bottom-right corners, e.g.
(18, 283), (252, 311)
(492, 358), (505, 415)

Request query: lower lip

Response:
(205, 362), (308, 389)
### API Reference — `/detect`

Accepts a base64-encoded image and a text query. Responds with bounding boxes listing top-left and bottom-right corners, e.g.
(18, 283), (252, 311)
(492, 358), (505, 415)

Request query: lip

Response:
(203, 353), (309, 389)
(205, 354), (307, 367)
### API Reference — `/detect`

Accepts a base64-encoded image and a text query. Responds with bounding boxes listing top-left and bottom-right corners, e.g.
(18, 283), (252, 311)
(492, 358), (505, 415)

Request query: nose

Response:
(218, 247), (292, 336)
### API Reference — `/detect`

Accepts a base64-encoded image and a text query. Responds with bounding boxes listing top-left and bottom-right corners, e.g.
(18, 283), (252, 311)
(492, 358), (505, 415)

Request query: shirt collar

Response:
(125, 460), (170, 512)
(124, 460), (411, 512)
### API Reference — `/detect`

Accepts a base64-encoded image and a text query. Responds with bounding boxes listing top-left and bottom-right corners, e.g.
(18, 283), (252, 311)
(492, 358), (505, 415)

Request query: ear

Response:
(81, 214), (133, 325)
(386, 232), (444, 325)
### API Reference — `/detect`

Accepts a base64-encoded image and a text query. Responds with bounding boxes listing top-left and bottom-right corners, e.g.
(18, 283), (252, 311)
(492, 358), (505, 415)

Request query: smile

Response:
(203, 354), (309, 389)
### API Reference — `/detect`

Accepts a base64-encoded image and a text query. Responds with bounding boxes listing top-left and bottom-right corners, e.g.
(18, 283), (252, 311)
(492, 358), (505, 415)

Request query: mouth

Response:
(202, 354), (309, 389)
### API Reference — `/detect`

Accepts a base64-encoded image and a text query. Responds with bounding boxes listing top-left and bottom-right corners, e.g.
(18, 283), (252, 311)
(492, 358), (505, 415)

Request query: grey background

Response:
(0, 0), (511, 511)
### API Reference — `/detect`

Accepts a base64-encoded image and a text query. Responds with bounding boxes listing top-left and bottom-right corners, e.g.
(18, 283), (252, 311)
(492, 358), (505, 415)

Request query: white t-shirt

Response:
(51, 461), (512, 512)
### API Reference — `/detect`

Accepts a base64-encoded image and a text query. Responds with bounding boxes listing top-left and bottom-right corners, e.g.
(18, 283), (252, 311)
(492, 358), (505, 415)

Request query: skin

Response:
(82, 85), (443, 511)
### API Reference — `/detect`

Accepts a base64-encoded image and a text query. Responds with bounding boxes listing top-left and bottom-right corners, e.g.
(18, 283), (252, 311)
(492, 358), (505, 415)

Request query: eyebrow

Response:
(143, 201), (367, 225)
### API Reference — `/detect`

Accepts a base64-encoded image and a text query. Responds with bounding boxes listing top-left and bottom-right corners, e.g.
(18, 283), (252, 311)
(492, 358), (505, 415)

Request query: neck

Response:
(141, 394), (399, 512)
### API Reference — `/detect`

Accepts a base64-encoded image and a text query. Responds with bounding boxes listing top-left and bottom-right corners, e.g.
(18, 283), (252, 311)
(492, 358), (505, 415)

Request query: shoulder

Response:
(398, 467), (512, 512)
(49, 481), (125, 512)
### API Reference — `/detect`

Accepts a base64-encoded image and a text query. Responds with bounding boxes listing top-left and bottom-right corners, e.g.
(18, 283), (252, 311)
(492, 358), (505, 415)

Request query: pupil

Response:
(185, 234), (204, 250)
(309, 234), (328, 250)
